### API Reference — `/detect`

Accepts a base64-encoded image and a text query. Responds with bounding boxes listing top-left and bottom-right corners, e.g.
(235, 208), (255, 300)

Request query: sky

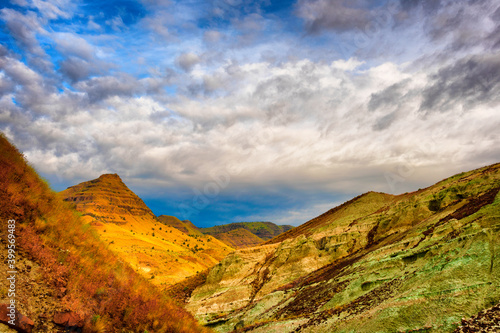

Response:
(1, 0), (499, 228)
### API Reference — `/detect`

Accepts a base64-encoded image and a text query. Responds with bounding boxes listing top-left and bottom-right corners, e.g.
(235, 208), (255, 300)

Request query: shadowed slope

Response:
(158, 215), (203, 236)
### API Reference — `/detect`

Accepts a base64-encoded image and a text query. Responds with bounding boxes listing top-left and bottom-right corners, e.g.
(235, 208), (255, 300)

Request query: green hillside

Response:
(186, 163), (500, 333)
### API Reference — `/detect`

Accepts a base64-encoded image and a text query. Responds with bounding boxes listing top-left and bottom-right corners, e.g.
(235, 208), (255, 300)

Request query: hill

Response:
(158, 215), (203, 236)
(0, 133), (211, 333)
(200, 222), (294, 248)
(185, 163), (500, 332)
(60, 174), (233, 286)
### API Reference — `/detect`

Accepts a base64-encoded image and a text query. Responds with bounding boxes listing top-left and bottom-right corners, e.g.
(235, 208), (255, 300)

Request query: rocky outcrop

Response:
(0, 304), (34, 333)
(61, 173), (156, 224)
(53, 311), (83, 329)
(454, 303), (500, 332)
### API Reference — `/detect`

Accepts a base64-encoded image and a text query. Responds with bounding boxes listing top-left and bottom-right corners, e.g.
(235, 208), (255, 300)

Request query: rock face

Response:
(53, 311), (83, 328)
(201, 222), (294, 248)
(454, 303), (500, 332)
(0, 304), (35, 333)
(60, 175), (233, 286)
(186, 163), (500, 333)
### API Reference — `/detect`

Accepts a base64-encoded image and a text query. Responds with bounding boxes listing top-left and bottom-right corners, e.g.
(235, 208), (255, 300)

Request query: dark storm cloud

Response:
(372, 111), (398, 131)
(420, 53), (500, 113)
(296, 0), (372, 33)
(368, 80), (409, 111)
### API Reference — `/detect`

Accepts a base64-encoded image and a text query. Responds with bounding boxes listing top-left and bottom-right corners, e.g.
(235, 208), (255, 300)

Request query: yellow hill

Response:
(60, 174), (233, 286)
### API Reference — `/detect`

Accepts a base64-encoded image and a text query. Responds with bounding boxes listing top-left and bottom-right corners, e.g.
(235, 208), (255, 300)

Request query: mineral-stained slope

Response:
(201, 222), (294, 248)
(60, 174), (233, 286)
(186, 163), (500, 333)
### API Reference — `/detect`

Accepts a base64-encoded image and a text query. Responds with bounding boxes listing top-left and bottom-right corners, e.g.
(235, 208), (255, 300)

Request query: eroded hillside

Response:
(60, 175), (233, 286)
(186, 163), (500, 333)
(0, 133), (211, 333)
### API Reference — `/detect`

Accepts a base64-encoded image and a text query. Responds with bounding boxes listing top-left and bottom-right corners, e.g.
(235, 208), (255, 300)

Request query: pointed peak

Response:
(98, 173), (122, 181)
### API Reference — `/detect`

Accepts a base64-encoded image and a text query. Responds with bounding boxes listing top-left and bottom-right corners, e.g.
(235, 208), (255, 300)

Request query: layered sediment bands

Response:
(61, 174), (155, 224)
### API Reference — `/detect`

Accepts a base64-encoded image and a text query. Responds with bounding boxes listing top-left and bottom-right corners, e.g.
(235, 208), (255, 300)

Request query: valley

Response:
(1, 132), (499, 333)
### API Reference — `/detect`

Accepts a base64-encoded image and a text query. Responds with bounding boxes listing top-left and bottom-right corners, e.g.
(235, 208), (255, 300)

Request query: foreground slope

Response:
(186, 163), (500, 333)
(201, 222), (294, 248)
(0, 133), (210, 333)
(61, 175), (233, 286)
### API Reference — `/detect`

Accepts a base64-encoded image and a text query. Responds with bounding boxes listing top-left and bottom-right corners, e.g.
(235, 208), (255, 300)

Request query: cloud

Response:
(204, 30), (222, 43)
(296, 0), (372, 33)
(420, 52), (500, 113)
(0, 9), (45, 56)
(176, 52), (201, 72)
(54, 33), (95, 60)
(1, 0), (499, 225)
(75, 74), (143, 103)
(59, 57), (95, 82)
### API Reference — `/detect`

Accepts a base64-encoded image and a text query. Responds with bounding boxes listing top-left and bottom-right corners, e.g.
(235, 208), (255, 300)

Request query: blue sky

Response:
(1, 0), (500, 227)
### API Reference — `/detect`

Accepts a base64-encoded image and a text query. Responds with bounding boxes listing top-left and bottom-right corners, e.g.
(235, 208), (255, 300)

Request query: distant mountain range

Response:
(200, 222), (294, 248)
